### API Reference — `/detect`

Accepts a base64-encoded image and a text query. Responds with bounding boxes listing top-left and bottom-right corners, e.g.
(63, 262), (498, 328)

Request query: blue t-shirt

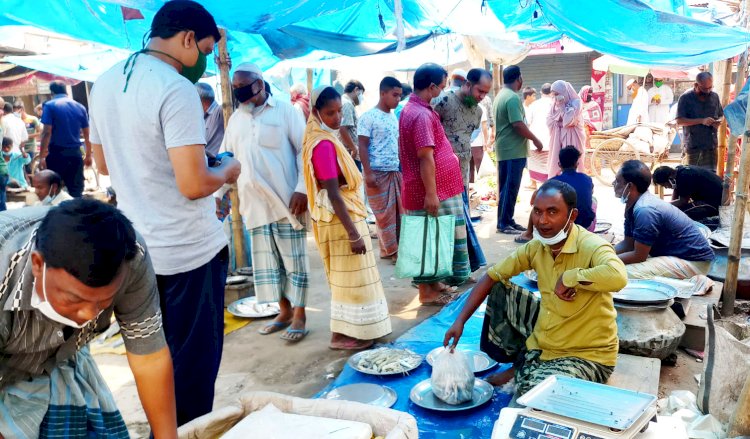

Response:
(625, 192), (714, 261)
(41, 94), (89, 150)
(552, 169), (595, 228)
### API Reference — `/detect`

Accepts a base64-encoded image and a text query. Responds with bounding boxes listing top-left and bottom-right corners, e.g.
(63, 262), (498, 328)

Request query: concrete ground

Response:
(93, 168), (705, 437)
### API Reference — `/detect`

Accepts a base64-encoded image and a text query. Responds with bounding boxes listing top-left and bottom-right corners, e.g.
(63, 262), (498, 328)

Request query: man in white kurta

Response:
(647, 79), (674, 125)
(626, 79), (650, 125)
(220, 63), (311, 343)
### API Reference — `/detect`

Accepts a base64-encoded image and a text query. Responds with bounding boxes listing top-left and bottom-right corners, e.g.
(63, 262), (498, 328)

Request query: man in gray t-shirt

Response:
(88, 1), (240, 427)
(0, 201), (174, 438)
(338, 79), (365, 166)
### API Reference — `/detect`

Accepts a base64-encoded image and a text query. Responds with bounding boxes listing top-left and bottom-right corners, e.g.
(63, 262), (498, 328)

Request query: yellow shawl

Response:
(302, 116), (367, 222)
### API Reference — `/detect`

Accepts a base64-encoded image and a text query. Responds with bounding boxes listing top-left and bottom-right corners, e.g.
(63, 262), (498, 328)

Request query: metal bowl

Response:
(410, 378), (494, 412)
(348, 348), (423, 376)
(612, 279), (678, 305)
(324, 383), (397, 408)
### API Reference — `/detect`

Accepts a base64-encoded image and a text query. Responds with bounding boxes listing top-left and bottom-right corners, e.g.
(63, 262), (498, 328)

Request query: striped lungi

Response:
(626, 256), (711, 280)
(0, 347), (128, 439)
(515, 349), (614, 396)
(249, 219), (310, 308)
(406, 195), (470, 286)
(312, 215), (392, 340)
(527, 150), (549, 182)
(365, 170), (403, 258)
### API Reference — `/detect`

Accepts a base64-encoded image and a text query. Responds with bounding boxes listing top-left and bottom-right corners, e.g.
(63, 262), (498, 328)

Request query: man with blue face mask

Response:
(88, 0), (241, 426)
(0, 199), (176, 438)
(443, 179), (628, 398)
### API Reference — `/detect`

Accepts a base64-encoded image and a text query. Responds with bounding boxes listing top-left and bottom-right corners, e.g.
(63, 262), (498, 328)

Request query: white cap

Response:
(235, 62), (263, 77)
(625, 78), (636, 87)
(451, 69), (467, 80)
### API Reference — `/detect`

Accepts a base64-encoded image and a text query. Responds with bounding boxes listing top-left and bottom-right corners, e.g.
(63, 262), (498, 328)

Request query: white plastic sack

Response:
(222, 404), (372, 439)
(477, 154), (496, 179)
(431, 349), (475, 405)
(177, 391), (418, 439)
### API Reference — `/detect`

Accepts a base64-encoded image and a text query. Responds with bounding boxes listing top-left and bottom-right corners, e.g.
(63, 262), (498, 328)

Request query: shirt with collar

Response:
(204, 101), (225, 156)
(487, 225), (628, 366)
(220, 96), (307, 230)
(398, 93), (464, 211)
(0, 207), (166, 388)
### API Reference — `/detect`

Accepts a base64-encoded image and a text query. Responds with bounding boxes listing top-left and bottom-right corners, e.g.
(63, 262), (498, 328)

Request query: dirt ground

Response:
(93, 170), (716, 437)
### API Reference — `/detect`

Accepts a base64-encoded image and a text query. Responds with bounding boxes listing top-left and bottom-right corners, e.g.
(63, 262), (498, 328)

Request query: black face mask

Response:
(233, 81), (262, 103)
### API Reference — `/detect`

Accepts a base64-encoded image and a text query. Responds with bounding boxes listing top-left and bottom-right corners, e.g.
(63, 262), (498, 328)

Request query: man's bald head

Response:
(33, 170), (64, 201)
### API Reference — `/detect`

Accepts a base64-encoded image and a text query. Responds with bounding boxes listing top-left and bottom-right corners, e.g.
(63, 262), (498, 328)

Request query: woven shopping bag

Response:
(394, 214), (455, 279)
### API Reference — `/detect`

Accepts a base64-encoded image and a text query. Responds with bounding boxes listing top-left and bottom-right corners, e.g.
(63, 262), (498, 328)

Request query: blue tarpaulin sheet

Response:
(489, 0), (750, 68)
(317, 291), (513, 439)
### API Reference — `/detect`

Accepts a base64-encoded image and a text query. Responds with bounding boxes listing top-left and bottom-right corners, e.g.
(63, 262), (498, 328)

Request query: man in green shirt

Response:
(494, 65), (542, 234)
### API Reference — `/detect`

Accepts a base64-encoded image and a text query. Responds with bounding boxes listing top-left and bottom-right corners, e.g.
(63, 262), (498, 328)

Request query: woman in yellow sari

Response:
(302, 86), (392, 350)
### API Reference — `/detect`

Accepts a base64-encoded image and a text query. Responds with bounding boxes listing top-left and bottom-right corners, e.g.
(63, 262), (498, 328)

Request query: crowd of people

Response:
(0, 0), (727, 437)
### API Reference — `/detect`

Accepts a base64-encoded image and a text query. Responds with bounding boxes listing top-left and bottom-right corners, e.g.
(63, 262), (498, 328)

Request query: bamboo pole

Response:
(306, 68), (314, 111)
(722, 75), (750, 316)
(717, 59), (732, 177)
(218, 28), (247, 270)
(492, 64), (502, 97)
(723, 52), (748, 204)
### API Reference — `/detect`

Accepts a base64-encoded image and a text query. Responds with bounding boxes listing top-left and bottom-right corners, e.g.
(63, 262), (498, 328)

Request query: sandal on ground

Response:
(496, 226), (522, 235)
(514, 235), (532, 244)
(280, 328), (309, 343)
(258, 321), (291, 335)
(420, 292), (457, 307)
(329, 339), (374, 350)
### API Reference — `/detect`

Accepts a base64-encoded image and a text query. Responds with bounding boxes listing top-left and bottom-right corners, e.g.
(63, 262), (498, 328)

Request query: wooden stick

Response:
(728, 373), (750, 436)
(306, 68), (314, 111)
(218, 28), (247, 270)
(492, 64), (502, 97)
(724, 52), (748, 204)
(722, 73), (750, 315)
(717, 59), (733, 177)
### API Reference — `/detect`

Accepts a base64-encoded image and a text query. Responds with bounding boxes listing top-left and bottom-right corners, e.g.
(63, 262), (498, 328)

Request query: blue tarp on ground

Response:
(317, 291), (514, 439)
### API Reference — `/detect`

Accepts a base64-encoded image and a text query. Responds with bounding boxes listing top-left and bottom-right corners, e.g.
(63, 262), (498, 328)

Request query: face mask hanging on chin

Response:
(532, 211), (574, 246)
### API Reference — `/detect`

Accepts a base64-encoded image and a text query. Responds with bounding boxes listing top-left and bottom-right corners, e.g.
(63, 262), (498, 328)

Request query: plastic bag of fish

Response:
(431, 349), (474, 404)
(353, 348), (422, 375)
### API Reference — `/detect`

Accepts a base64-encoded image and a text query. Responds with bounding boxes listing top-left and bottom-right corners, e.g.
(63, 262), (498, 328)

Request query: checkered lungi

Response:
(479, 281), (614, 397)
(249, 219), (310, 307)
(406, 195), (470, 286)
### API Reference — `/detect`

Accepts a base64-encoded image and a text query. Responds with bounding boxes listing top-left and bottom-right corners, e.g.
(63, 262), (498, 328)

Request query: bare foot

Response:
(329, 333), (374, 350)
(486, 368), (516, 387)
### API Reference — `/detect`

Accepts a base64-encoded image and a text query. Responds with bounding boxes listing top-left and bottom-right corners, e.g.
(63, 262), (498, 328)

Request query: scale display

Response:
(510, 415), (607, 439)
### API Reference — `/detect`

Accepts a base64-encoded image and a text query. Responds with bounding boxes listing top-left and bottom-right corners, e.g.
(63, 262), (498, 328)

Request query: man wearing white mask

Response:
(219, 63), (311, 343)
(648, 78), (674, 125)
(0, 200), (177, 438)
(626, 78), (650, 125)
(443, 179), (628, 398)
(32, 169), (73, 206)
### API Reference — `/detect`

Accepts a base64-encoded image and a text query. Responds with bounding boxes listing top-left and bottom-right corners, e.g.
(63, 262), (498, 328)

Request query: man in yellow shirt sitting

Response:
(444, 179), (628, 396)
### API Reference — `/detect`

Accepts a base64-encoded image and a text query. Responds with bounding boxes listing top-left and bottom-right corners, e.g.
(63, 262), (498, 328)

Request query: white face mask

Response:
(620, 183), (631, 204)
(533, 211), (573, 246)
(31, 262), (94, 329)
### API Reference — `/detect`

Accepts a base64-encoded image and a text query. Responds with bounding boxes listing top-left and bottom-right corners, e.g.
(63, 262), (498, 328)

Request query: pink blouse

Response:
(311, 140), (343, 180)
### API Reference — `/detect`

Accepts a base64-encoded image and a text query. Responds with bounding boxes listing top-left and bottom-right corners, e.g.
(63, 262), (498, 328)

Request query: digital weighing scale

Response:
(496, 375), (658, 439)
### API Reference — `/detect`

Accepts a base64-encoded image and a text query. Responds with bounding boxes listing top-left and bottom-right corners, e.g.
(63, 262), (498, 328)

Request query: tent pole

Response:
(218, 28), (248, 270)
(722, 73), (750, 316)
(492, 64), (502, 97)
(306, 68), (314, 110)
(717, 59), (733, 178)
(724, 51), (748, 204)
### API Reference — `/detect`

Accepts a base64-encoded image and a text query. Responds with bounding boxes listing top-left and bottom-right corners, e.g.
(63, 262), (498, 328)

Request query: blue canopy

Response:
(488, 0), (750, 68)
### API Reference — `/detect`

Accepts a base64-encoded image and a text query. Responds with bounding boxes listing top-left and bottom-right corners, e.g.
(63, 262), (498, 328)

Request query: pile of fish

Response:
(353, 348), (422, 375)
